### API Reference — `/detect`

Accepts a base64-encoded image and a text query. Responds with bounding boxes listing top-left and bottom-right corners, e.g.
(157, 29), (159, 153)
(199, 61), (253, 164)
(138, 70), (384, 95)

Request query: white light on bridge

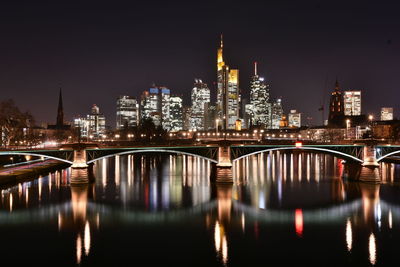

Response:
(295, 142), (303, 148)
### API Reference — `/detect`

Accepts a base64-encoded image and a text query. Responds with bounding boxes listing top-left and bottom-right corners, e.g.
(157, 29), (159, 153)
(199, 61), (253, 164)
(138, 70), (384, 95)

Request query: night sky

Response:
(1, 1), (400, 128)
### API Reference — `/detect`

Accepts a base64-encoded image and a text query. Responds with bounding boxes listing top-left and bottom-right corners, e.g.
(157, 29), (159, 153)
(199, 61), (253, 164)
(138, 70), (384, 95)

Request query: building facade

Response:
(116, 96), (139, 130)
(169, 95), (183, 132)
(328, 80), (345, 126)
(247, 62), (271, 128)
(381, 107), (394, 121)
(73, 104), (106, 139)
(288, 110), (301, 128)
(271, 98), (283, 129)
(216, 35), (240, 130)
(190, 79), (210, 130)
(343, 91), (361, 116)
(140, 86), (171, 130)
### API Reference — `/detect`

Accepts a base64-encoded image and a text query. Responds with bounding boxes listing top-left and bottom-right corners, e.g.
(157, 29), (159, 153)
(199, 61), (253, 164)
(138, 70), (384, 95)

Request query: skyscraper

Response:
(160, 87), (171, 130)
(328, 80), (344, 126)
(190, 79), (210, 130)
(248, 62), (271, 128)
(87, 104), (106, 138)
(140, 86), (171, 130)
(216, 35), (240, 130)
(271, 98), (283, 129)
(169, 95), (183, 132)
(344, 91), (361, 116)
(381, 107), (394, 121)
(116, 96), (139, 130)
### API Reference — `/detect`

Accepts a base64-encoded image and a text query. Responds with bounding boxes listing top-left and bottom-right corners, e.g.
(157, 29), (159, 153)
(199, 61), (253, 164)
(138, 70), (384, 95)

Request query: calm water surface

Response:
(1, 152), (400, 266)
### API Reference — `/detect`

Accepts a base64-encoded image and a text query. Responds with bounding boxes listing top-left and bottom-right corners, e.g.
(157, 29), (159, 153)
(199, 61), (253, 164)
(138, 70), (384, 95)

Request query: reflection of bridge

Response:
(1, 142), (400, 183)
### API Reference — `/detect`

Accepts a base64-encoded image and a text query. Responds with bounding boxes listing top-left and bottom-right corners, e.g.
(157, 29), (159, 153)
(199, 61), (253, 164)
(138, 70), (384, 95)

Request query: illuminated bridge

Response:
(1, 142), (399, 183)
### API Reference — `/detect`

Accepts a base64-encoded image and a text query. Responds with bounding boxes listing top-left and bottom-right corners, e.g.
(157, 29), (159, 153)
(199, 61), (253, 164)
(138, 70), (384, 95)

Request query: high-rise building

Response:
(87, 104), (106, 138)
(271, 98), (283, 129)
(328, 80), (344, 126)
(381, 107), (394, 121)
(160, 87), (171, 130)
(204, 104), (217, 130)
(288, 110), (301, 128)
(216, 35), (240, 129)
(140, 86), (171, 130)
(190, 79), (210, 130)
(169, 95), (183, 132)
(73, 104), (106, 139)
(344, 91), (361, 116)
(182, 106), (191, 131)
(248, 62), (271, 128)
(116, 96), (139, 130)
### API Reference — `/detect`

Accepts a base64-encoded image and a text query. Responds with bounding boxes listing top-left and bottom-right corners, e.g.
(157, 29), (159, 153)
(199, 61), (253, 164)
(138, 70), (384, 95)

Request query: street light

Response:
(368, 115), (374, 139)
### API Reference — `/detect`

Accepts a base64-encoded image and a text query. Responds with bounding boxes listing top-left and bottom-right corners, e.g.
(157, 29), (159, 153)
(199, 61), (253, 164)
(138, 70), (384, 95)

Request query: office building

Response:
(190, 79), (210, 130)
(116, 96), (139, 130)
(216, 35), (240, 129)
(288, 110), (301, 128)
(381, 107), (394, 121)
(344, 91), (361, 116)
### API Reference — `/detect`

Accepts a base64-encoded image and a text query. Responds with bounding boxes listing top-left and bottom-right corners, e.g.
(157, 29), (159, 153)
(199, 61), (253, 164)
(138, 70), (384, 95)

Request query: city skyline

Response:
(1, 1), (399, 127)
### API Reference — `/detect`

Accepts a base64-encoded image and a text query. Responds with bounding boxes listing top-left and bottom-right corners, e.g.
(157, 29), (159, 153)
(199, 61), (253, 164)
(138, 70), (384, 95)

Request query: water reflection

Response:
(1, 152), (400, 266)
(346, 219), (352, 252)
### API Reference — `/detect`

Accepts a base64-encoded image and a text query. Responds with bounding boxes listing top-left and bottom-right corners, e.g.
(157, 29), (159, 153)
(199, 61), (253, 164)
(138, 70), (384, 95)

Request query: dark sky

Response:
(1, 1), (400, 127)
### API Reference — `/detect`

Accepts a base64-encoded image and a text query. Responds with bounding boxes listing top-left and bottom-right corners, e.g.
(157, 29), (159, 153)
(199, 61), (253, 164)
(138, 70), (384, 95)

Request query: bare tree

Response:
(0, 99), (34, 147)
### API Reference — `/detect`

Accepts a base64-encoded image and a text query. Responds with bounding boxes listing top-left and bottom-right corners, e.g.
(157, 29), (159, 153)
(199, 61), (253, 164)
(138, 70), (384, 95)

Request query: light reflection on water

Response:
(0, 152), (399, 265)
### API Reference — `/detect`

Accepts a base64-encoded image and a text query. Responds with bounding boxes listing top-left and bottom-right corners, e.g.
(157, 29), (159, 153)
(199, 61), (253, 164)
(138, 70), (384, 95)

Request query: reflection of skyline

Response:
(92, 154), (212, 210)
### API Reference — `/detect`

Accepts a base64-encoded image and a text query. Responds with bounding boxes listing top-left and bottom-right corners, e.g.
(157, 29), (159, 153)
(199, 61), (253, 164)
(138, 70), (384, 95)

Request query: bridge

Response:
(1, 141), (399, 184)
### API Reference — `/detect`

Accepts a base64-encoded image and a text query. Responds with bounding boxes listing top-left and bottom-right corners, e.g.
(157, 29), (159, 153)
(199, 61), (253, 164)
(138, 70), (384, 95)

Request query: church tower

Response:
(328, 79), (344, 125)
(56, 88), (64, 127)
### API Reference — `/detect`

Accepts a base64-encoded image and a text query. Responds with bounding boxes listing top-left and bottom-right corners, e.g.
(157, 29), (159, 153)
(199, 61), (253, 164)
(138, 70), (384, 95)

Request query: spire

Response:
(335, 77), (339, 90)
(220, 33), (223, 48)
(56, 88), (64, 126)
(254, 61), (258, 76)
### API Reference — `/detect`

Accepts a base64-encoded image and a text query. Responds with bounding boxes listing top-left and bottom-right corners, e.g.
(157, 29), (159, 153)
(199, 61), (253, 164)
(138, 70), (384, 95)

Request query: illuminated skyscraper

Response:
(116, 96), (139, 130)
(381, 107), (394, 121)
(271, 98), (283, 129)
(216, 35), (240, 129)
(190, 79), (210, 130)
(288, 110), (301, 128)
(140, 86), (171, 130)
(169, 95), (183, 132)
(328, 80), (344, 125)
(248, 62), (271, 128)
(344, 91), (361, 116)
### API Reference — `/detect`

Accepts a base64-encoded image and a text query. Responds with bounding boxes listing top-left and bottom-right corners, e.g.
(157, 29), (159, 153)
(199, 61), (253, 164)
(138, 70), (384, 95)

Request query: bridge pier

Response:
(69, 145), (95, 184)
(211, 145), (233, 184)
(359, 145), (381, 183)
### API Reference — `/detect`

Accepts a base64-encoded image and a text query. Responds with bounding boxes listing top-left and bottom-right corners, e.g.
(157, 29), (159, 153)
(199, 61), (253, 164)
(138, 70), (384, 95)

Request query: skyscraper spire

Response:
(220, 33), (223, 48)
(335, 77), (340, 90)
(254, 61), (258, 76)
(56, 88), (64, 126)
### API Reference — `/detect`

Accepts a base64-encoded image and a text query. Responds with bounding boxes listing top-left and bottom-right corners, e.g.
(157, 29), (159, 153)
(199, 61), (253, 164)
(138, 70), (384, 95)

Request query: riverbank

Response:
(0, 160), (71, 186)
